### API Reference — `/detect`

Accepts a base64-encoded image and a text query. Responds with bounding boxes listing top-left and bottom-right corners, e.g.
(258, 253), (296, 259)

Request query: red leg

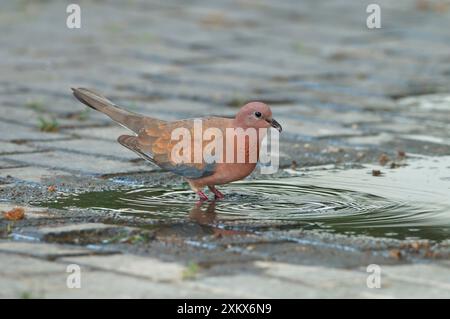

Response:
(209, 186), (225, 199)
(197, 191), (209, 201)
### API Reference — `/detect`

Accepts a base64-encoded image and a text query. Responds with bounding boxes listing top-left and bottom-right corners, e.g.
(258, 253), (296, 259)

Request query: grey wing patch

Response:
(159, 162), (216, 179)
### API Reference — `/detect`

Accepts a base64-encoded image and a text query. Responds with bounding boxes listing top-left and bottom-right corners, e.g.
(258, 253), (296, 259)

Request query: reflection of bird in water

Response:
(189, 201), (217, 224)
(189, 201), (248, 237)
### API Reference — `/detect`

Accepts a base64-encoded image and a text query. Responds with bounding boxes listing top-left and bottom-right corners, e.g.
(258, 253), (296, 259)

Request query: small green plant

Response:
(126, 232), (153, 244)
(104, 22), (122, 33)
(130, 32), (155, 43)
(6, 222), (13, 235)
(76, 108), (90, 121)
(182, 262), (200, 280)
(292, 42), (318, 55)
(38, 117), (59, 132)
(0, 223), (13, 238)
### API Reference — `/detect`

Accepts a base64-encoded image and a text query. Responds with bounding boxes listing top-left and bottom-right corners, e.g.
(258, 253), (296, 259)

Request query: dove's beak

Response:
(268, 118), (282, 133)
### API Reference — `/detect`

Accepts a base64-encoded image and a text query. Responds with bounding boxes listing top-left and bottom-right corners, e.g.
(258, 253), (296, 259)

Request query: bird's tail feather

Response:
(118, 135), (156, 164)
(72, 87), (153, 134)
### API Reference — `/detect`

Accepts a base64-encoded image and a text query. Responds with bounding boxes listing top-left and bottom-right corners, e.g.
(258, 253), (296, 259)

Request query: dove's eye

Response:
(254, 111), (262, 118)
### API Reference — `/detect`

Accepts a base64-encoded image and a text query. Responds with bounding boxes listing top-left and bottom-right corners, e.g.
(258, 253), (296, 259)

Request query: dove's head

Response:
(235, 102), (282, 132)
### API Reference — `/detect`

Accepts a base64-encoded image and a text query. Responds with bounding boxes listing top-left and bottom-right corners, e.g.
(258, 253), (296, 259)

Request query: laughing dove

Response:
(72, 88), (282, 200)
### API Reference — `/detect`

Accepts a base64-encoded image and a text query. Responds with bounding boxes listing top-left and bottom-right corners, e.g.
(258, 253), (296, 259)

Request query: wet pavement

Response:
(1, 0), (450, 298)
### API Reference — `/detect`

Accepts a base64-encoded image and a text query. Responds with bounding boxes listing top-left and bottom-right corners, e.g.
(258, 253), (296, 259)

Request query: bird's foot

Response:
(196, 191), (209, 202)
(209, 187), (225, 200)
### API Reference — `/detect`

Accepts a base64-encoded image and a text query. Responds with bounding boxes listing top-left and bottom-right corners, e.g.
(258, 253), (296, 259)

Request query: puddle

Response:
(36, 156), (450, 241)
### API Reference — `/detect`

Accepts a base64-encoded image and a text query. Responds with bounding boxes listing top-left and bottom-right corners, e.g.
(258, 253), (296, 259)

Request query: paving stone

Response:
(61, 254), (186, 282)
(366, 122), (424, 134)
(0, 252), (67, 276)
(378, 264), (450, 290)
(63, 126), (130, 141)
(439, 261), (450, 268)
(0, 120), (69, 141)
(255, 261), (391, 298)
(0, 268), (230, 298)
(0, 241), (94, 259)
(397, 94), (450, 111)
(0, 151), (154, 175)
(256, 261), (369, 287)
(0, 141), (37, 154)
(0, 243), (184, 299)
(36, 223), (117, 235)
(189, 273), (373, 298)
(0, 159), (25, 169)
(400, 134), (450, 146)
(137, 99), (227, 119)
(10, 223), (134, 245)
(345, 133), (394, 146)
(0, 104), (106, 128)
(0, 166), (71, 183)
(255, 261), (450, 298)
(280, 117), (363, 138)
(31, 139), (139, 160)
(19, 223), (130, 244)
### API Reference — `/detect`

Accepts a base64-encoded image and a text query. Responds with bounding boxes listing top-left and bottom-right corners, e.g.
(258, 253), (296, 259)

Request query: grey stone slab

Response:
(366, 122), (425, 134)
(64, 126), (130, 141)
(345, 133), (394, 146)
(254, 261), (450, 298)
(378, 264), (450, 290)
(36, 223), (117, 235)
(19, 223), (127, 244)
(0, 241), (93, 258)
(61, 254), (186, 282)
(0, 166), (71, 183)
(397, 94), (450, 112)
(400, 134), (450, 146)
(30, 139), (139, 160)
(0, 159), (25, 169)
(0, 151), (155, 175)
(0, 253), (66, 276)
(256, 261), (369, 288)
(0, 268), (230, 298)
(0, 104), (107, 128)
(0, 120), (69, 141)
(0, 141), (37, 154)
(280, 117), (363, 138)
(188, 273), (366, 298)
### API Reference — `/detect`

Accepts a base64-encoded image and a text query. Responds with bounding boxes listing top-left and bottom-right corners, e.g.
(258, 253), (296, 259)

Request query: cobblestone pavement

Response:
(1, 0), (450, 298)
